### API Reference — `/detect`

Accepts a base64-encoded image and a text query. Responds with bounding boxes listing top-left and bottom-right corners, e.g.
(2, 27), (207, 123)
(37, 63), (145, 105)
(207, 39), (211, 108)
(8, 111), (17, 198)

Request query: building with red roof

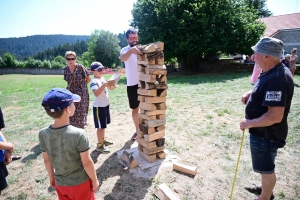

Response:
(260, 12), (300, 54)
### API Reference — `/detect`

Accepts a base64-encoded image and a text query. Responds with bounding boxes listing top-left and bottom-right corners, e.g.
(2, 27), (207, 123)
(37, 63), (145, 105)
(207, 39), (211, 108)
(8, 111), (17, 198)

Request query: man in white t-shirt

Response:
(120, 28), (143, 141)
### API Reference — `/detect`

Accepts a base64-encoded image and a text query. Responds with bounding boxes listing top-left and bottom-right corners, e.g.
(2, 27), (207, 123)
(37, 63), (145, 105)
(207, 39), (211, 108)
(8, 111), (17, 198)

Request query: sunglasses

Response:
(128, 36), (138, 41)
(66, 58), (76, 61)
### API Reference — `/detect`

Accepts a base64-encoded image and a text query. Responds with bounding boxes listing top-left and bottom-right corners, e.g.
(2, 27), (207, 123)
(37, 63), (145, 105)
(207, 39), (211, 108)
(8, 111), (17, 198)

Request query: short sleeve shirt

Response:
(90, 77), (109, 107)
(38, 125), (90, 186)
(120, 45), (139, 86)
(245, 63), (294, 140)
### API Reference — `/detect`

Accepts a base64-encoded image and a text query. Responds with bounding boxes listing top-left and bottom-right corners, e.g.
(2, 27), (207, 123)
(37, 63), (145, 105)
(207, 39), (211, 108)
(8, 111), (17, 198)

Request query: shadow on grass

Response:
(91, 140), (153, 200)
(21, 144), (41, 163)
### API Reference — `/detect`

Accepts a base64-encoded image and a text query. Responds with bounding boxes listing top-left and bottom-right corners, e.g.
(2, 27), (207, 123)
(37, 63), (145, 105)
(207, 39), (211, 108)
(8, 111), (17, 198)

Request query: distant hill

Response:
(0, 34), (90, 57)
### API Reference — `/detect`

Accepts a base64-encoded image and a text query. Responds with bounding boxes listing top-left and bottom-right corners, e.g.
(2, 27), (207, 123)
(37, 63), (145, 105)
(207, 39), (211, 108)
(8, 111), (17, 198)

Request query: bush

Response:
(51, 60), (65, 69)
(24, 58), (41, 68)
(40, 60), (52, 69)
(16, 61), (25, 68)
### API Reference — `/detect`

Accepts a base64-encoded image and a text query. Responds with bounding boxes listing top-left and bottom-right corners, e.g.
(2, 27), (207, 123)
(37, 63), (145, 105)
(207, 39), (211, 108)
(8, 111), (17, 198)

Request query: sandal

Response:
(131, 132), (137, 141)
(12, 155), (22, 161)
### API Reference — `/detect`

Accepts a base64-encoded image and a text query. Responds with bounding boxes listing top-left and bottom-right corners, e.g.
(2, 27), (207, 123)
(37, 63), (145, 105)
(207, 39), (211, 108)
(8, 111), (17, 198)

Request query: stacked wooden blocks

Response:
(137, 41), (167, 163)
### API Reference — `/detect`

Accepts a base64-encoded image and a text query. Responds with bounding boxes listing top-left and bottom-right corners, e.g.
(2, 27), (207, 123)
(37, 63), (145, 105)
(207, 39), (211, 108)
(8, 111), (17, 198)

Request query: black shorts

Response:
(0, 107), (5, 130)
(127, 85), (140, 109)
(93, 106), (110, 129)
(0, 161), (8, 191)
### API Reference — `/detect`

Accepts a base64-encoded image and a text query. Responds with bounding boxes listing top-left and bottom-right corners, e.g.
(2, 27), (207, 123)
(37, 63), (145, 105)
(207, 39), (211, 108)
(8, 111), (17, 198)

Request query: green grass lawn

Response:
(0, 73), (299, 199)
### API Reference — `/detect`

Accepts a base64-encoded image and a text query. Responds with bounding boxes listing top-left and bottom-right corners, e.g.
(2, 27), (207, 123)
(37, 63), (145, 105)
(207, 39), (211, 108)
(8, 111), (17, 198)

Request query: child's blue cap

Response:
(90, 62), (104, 71)
(42, 88), (81, 112)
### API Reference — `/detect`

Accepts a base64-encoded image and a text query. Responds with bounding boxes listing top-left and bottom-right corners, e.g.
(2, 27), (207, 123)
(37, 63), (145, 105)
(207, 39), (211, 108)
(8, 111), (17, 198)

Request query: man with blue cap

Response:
(240, 37), (294, 200)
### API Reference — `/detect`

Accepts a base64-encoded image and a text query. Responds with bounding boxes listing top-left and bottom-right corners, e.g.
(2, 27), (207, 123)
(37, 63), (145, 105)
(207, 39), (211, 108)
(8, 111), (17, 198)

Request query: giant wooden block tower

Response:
(136, 42), (167, 163)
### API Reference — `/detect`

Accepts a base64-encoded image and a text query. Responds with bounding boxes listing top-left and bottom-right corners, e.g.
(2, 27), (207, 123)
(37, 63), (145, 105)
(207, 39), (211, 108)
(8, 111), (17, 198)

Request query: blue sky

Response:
(0, 0), (299, 38)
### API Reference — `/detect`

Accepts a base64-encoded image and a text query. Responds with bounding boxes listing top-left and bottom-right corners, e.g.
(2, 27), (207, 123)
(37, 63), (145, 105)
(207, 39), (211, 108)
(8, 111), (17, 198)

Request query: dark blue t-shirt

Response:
(245, 63), (294, 140)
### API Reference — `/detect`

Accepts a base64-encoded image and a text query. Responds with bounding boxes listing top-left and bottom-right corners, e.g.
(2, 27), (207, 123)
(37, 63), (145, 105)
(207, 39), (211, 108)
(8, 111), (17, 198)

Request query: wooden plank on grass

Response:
(145, 96), (166, 104)
(144, 130), (165, 142)
(154, 183), (180, 200)
(173, 162), (197, 176)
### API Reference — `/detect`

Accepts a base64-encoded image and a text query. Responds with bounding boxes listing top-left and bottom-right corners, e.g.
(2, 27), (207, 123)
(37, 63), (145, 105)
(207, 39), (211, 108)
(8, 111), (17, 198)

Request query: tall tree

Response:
(88, 30), (121, 68)
(245, 0), (272, 18)
(131, 0), (266, 71)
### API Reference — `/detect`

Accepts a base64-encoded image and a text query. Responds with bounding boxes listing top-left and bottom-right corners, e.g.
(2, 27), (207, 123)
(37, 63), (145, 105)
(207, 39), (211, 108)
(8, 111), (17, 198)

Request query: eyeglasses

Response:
(128, 36), (138, 41)
(66, 58), (76, 61)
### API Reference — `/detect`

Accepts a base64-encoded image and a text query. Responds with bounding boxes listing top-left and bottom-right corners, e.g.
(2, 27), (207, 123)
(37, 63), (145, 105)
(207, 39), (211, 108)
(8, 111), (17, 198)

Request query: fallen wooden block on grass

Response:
(154, 183), (180, 200)
(173, 162), (197, 176)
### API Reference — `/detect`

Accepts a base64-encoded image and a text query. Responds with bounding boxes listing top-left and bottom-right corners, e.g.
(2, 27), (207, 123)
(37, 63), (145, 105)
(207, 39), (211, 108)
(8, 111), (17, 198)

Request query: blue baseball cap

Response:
(90, 62), (104, 71)
(42, 88), (81, 112)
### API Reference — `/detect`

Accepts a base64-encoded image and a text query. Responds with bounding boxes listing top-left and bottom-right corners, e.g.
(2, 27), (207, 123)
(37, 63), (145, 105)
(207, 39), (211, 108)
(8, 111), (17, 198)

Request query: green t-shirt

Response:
(39, 125), (90, 186)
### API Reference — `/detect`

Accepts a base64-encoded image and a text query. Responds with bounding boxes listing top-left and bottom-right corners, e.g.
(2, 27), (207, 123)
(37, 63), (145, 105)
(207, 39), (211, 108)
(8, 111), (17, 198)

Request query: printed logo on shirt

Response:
(265, 91), (282, 101)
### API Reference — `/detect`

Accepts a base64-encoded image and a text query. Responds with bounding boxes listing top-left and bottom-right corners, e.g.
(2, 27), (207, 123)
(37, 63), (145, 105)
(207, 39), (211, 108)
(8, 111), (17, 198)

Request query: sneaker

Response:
(104, 140), (113, 146)
(244, 184), (275, 200)
(96, 144), (110, 153)
(131, 132), (137, 141)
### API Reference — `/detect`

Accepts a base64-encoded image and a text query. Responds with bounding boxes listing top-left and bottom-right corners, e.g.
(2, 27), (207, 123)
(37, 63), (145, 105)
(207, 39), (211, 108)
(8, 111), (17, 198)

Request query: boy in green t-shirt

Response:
(39, 88), (99, 199)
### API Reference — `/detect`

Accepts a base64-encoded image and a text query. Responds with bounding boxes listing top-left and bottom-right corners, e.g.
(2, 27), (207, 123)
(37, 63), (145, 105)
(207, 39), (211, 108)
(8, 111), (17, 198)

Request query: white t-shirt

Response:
(90, 77), (109, 107)
(120, 45), (139, 86)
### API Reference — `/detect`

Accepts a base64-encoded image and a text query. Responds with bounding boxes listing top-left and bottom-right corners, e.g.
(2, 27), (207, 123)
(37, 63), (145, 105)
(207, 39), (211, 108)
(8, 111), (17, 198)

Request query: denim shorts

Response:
(250, 134), (286, 174)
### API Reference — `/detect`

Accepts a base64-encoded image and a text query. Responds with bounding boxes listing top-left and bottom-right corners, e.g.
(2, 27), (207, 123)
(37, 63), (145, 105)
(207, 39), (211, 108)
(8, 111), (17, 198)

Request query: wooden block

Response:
(139, 102), (157, 111)
(145, 119), (166, 127)
(154, 183), (180, 200)
(143, 146), (165, 155)
(138, 113), (156, 120)
(137, 54), (147, 61)
(144, 130), (165, 142)
(146, 65), (167, 75)
(145, 96), (166, 104)
(119, 150), (139, 169)
(138, 89), (157, 97)
(155, 57), (165, 65)
(139, 150), (156, 163)
(157, 89), (167, 97)
(155, 125), (165, 132)
(142, 44), (156, 53)
(145, 83), (156, 90)
(139, 73), (157, 83)
(157, 151), (166, 159)
(155, 83), (168, 89)
(156, 115), (166, 120)
(148, 59), (156, 65)
(139, 124), (155, 134)
(173, 162), (197, 176)
(157, 75), (167, 82)
(138, 95), (146, 102)
(138, 143), (143, 152)
(138, 118), (145, 124)
(155, 41), (164, 51)
(145, 109), (166, 116)
(137, 137), (157, 149)
(155, 138), (165, 147)
(156, 103), (167, 110)
(137, 130), (145, 138)
(138, 65), (146, 73)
